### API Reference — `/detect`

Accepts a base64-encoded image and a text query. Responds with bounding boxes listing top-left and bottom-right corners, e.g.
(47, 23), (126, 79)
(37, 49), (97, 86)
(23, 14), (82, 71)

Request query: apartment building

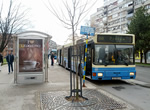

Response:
(91, 0), (150, 34)
(90, 0), (150, 61)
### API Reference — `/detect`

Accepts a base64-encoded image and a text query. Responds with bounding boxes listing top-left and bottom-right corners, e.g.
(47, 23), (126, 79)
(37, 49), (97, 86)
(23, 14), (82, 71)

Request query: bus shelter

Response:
(13, 31), (52, 84)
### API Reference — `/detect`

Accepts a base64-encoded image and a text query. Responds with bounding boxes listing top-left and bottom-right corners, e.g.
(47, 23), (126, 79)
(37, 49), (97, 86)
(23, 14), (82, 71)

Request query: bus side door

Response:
(86, 44), (92, 75)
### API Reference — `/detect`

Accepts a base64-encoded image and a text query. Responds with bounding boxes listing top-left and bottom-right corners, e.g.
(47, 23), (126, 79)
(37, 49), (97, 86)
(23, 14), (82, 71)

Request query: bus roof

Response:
(58, 33), (135, 49)
(95, 33), (134, 36)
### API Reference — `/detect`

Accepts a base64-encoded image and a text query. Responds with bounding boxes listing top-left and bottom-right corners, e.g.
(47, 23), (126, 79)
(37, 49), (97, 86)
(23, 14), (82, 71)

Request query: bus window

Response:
(116, 45), (134, 65)
(94, 45), (134, 65)
(51, 49), (57, 59)
(94, 45), (110, 65)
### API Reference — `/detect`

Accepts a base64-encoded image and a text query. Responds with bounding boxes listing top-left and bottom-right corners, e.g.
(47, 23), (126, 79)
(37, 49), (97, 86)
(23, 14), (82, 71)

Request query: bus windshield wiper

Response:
(104, 61), (109, 66)
(124, 61), (128, 66)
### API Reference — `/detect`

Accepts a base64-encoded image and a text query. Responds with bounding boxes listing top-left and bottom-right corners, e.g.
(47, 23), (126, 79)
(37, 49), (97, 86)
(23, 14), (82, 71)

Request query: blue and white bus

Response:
(57, 33), (136, 80)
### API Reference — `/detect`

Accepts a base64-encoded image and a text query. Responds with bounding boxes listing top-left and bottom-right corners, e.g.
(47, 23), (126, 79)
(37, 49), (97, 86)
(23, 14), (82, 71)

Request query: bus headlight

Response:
(98, 73), (103, 77)
(130, 72), (135, 76)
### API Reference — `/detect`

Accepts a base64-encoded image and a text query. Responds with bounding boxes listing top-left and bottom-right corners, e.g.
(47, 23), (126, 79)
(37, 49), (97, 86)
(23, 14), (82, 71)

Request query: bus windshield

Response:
(52, 51), (57, 55)
(51, 49), (57, 55)
(94, 45), (134, 65)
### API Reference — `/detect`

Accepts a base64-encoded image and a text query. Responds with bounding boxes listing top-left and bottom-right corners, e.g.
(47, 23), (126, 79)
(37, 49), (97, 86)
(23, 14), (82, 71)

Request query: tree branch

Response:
(42, 0), (72, 26)
(0, 0), (29, 52)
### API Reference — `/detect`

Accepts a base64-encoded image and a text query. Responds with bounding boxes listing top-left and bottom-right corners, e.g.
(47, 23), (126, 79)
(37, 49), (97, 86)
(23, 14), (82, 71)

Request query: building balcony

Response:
(126, 13), (133, 19)
(102, 17), (107, 21)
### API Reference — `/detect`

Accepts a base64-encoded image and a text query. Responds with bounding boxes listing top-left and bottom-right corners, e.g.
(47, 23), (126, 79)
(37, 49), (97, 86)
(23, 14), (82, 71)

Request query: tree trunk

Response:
(72, 25), (79, 100)
(140, 50), (143, 63)
(75, 45), (79, 100)
(144, 51), (147, 64)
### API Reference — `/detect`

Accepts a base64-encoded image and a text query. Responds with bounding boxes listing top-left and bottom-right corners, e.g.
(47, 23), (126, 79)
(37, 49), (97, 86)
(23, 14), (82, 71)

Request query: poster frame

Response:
(17, 36), (44, 74)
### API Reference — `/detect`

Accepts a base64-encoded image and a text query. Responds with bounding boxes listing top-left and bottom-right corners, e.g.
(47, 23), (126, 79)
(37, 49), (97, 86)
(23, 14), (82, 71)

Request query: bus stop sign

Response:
(80, 26), (95, 36)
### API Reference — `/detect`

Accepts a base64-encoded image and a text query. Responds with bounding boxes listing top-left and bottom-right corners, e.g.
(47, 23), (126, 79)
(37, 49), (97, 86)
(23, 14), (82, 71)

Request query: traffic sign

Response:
(80, 26), (95, 36)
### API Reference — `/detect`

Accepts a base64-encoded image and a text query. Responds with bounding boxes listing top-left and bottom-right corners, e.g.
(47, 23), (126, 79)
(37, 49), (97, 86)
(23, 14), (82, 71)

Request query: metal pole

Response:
(73, 46), (75, 96)
(76, 46), (79, 99)
(83, 34), (88, 87)
(47, 36), (50, 80)
(14, 36), (17, 83)
(70, 47), (72, 96)
(79, 46), (82, 96)
(45, 37), (48, 82)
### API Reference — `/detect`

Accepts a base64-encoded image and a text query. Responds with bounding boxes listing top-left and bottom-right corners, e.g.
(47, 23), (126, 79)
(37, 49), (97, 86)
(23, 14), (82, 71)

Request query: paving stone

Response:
(40, 89), (135, 110)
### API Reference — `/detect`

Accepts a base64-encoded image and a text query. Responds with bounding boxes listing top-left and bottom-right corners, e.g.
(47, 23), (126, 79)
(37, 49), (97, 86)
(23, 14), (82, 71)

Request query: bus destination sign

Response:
(97, 35), (133, 43)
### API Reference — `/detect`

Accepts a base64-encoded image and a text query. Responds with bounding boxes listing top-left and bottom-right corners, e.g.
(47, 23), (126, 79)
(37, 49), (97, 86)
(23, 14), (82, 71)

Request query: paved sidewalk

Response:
(0, 64), (71, 110)
(0, 62), (138, 110)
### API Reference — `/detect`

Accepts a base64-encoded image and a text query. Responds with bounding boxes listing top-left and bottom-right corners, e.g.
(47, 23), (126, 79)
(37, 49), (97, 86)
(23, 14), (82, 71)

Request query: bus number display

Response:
(97, 35), (133, 43)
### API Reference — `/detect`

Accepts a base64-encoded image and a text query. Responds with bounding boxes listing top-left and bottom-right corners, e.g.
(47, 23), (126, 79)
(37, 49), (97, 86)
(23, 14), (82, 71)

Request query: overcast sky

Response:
(3, 0), (104, 45)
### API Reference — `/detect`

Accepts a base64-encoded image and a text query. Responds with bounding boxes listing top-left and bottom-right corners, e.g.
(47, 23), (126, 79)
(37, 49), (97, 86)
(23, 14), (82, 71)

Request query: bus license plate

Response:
(112, 77), (121, 80)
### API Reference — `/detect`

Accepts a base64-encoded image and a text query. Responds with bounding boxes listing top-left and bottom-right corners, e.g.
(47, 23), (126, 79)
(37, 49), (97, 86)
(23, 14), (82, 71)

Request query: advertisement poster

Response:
(19, 39), (43, 72)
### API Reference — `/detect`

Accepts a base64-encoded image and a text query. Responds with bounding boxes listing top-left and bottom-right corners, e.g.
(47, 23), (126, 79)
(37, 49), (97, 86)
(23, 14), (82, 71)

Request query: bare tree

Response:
(84, 19), (90, 26)
(43, 0), (97, 100)
(0, 0), (29, 52)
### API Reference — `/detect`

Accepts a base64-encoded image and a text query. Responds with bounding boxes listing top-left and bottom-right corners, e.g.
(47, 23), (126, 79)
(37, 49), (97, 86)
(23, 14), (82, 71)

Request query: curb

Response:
(126, 79), (150, 88)
(136, 65), (150, 67)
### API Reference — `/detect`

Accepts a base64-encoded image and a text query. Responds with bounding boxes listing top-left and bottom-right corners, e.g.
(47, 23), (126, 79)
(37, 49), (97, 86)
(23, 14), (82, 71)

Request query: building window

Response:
(112, 14), (118, 18)
(120, 11), (126, 16)
(135, 0), (147, 5)
(120, 17), (126, 22)
(145, 4), (150, 9)
(121, 24), (127, 29)
(118, 0), (123, 3)
(108, 15), (112, 20)
(128, 9), (134, 14)
(108, 10), (112, 14)
(122, 3), (128, 8)
(127, 1), (133, 7)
